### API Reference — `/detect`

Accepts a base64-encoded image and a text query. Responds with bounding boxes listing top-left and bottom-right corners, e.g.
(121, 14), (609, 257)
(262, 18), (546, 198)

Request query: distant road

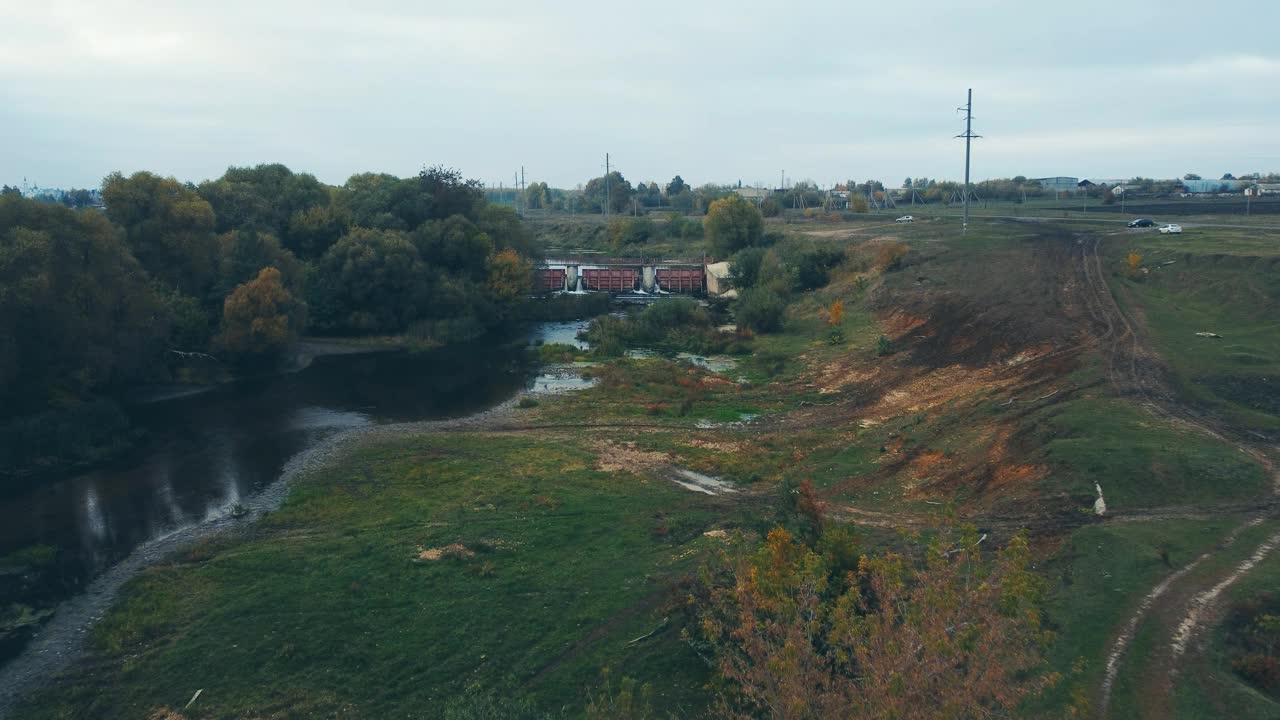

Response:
(948, 215), (1280, 231)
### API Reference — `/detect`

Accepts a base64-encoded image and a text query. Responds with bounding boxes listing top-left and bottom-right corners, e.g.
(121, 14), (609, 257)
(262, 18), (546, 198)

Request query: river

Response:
(0, 322), (589, 711)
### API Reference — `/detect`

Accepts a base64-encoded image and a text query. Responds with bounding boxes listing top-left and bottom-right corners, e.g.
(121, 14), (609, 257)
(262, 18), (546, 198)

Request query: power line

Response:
(955, 88), (981, 235)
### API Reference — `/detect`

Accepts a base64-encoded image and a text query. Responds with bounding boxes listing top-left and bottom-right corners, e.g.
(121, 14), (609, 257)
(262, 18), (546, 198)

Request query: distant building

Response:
(1249, 183), (1280, 196)
(1031, 176), (1079, 193)
(733, 187), (771, 203)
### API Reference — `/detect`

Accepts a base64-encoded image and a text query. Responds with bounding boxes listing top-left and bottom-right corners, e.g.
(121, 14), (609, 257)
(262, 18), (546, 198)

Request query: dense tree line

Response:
(513, 172), (744, 215)
(1, 164), (536, 479)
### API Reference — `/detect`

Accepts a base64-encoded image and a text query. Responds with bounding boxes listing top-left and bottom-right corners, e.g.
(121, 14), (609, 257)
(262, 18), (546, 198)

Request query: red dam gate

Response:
(582, 268), (638, 292)
(539, 268), (566, 291)
(656, 268), (704, 293)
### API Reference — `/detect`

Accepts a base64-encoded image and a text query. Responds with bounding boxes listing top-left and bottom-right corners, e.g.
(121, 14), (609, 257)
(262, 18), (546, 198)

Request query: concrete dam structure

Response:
(538, 256), (707, 294)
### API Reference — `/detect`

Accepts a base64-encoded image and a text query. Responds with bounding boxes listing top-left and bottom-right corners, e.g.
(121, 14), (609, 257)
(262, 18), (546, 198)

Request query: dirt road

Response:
(1075, 231), (1280, 719)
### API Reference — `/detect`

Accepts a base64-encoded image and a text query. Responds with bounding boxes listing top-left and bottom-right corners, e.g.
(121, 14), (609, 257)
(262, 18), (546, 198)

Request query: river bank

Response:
(0, 393), (544, 718)
(3, 342), (781, 718)
(1, 378), (628, 716)
(0, 321), (605, 714)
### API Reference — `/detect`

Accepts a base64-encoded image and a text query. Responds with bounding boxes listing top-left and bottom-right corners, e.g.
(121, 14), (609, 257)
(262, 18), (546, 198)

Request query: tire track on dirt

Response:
(1080, 232), (1280, 719)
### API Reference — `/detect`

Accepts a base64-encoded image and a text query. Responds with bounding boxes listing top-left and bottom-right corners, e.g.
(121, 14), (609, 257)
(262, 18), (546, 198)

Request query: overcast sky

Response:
(3, 0), (1278, 190)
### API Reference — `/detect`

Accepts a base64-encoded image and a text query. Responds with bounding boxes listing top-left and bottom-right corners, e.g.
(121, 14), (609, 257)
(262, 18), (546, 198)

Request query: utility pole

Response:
(955, 88), (980, 235)
(604, 153), (610, 218)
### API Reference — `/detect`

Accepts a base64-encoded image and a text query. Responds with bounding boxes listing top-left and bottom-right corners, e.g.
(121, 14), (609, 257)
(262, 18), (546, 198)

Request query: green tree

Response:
(729, 247), (768, 289)
(286, 203), (348, 258)
(524, 181), (550, 209)
(705, 194), (764, 257)
(474, 204), (536, 257)
(215, 229), (303, 300)
(197, 164), (330, 250)
(666, 175), (687, 196)
(219, 266), (303, 362)
(0, 195), (168, 410)
(583, 171), (635, 214)
(336, 172), (411, 230)
(695, 183), (729, 213)
(102, 171), (219, 295)
(413, 215), (493, 279)
(735, 286), (786, 333)
(309, 228), (429, 333)
(418, 165), (485, 221)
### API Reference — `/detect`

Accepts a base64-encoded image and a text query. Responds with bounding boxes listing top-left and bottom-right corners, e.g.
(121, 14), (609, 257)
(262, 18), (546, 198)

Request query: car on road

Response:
(1158, 223), (1183, 234)
(895, 215), (914, 223)
(1128, 218), (1155, 228)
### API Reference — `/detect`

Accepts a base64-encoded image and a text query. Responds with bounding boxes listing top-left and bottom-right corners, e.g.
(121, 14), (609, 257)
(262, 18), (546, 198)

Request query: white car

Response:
(895, 215), (914, 223)
(1158, 223), (1183, 234)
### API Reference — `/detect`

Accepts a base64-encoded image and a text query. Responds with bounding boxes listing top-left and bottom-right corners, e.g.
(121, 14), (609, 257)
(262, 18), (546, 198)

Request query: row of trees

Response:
(508, 167), (1280, 218)
(509, 173), (749, 216)
(1, 164), (536, 470)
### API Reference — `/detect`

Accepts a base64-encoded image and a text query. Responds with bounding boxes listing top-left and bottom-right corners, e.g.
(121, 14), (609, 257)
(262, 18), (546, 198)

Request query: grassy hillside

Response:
(19, 216), (1280, 719)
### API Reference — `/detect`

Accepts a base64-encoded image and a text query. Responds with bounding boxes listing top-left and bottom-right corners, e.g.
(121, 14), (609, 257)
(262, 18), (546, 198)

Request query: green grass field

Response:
(21, 433), (731, 719)
(1105, 227), (1280, 431)
(1033, 518), (1242, 715)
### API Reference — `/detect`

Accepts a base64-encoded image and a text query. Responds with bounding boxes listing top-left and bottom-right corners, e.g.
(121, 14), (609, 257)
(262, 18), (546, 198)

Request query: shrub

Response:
(607, 217), (658, 248)
(535, 342), (580, 363)
(825, 299), (845, 327)
(876, 335), (893, 356)
(735, 287), (787, 333)
(754, 350), (788, 377)
(516, 397), (540, 409)
(1225, 592), (1280, 697)
(583, 298), (740, 356)
(729, 247), (768, 289)
(793, 247), (845, 290)
(875, 242), (908, 272)
(1125, 252), (1144, 280)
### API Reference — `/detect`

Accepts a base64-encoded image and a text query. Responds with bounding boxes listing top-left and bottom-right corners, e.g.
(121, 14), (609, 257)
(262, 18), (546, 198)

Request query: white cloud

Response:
(2, 1), (1278, 187)
(1156, 55), (1280, 77)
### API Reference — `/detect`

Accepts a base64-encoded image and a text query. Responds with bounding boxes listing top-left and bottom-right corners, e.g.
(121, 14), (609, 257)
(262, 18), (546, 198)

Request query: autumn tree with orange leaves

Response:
(697, 521), (1056, 720)
(1125, 251), (1144, 280)
(485, 248), (534, 320)
(219, 266), (303, 363)
(824, 299), (846, 345)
